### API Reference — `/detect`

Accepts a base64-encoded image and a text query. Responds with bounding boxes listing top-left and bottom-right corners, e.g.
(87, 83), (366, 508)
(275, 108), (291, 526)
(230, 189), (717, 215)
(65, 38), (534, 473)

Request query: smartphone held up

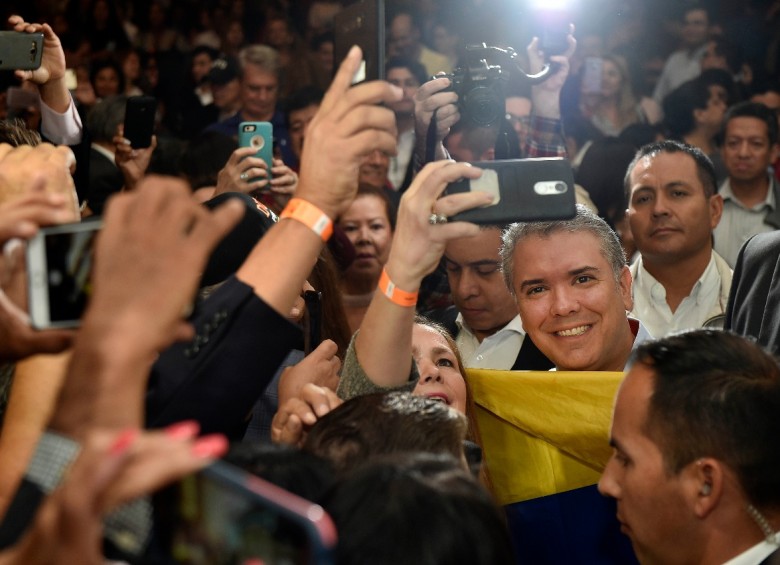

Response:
(26, 220), (102, 330)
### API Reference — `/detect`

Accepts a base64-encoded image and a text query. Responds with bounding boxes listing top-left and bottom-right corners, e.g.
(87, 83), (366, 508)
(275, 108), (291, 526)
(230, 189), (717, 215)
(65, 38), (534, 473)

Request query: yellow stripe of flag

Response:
(467, 369), (624, 506)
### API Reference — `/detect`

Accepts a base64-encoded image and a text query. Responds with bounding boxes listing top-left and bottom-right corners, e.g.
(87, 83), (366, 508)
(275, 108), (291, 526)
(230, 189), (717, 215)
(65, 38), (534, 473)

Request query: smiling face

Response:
(598, 363), (698, 564)
(627, 151), (722, 266)
(444, 229), (519, 341)
(511, 230), (634, 371)
(412, 324), (467, 414)
(338, 194), (393, 285)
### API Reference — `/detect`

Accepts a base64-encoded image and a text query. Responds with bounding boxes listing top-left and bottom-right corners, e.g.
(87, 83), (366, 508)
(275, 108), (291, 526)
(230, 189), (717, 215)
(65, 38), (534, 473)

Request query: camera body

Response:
(442, 44), (509, 128)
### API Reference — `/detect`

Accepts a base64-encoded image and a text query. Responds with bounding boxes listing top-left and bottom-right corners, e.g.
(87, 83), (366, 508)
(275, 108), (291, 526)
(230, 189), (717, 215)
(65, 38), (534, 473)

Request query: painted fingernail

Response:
(109, 428), (139, 456)
(191, 434), (228, 459)
(164, 420), (200, 440)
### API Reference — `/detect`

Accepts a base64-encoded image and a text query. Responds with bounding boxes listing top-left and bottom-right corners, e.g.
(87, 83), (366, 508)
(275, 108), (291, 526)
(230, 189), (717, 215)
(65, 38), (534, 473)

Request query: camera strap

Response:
(424, 108), (439, 166)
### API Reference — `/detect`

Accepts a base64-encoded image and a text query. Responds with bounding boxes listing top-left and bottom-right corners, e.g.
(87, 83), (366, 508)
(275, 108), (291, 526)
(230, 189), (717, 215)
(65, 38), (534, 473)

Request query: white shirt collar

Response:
(721, 536), (779, 565)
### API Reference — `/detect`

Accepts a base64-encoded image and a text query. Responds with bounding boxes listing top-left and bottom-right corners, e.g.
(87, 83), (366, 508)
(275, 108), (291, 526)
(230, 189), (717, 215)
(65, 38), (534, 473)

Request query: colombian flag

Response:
(468, 369), (638, 565)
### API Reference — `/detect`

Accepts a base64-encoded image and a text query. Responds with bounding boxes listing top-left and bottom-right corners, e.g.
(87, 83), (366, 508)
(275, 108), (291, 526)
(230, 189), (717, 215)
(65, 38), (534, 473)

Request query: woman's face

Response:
(339, 194), (393, 281)
(94, 67), (120, 98)
(412, 324), (467, 414)
(601, 59), (623, 98)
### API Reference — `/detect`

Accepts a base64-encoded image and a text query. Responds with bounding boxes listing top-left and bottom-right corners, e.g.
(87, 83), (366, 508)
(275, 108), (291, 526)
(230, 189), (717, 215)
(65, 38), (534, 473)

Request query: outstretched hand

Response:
(296, 45), (401, 220)
(384, 160), (492, 289)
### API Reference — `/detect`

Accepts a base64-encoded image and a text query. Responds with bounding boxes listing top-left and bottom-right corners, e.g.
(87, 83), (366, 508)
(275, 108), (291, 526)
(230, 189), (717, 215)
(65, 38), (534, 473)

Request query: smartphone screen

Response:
(581, 57), (603, 94)
(26, 221), (101, 329)
(154, 462), (336, 565)
(333, 0), (385, 84)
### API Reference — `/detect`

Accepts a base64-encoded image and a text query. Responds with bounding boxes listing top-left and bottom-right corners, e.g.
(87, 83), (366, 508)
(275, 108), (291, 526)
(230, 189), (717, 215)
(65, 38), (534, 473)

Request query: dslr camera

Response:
(442, 43), (509, 128)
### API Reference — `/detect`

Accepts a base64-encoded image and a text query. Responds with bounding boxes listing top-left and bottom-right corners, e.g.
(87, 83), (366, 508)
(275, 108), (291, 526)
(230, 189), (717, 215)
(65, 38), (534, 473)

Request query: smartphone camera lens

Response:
(554, 182), (567, 193)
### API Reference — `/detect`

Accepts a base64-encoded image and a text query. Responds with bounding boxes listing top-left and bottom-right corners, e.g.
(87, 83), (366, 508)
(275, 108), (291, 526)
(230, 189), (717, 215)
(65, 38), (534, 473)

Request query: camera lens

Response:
(463, 86), (503, 127)
(555, 182), (567, 193)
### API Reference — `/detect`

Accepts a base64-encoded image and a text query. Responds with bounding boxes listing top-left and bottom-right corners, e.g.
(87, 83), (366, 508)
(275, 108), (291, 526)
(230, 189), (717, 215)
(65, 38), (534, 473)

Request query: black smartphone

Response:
(153, 461), (337, 565)
(333, 0), (385, 84)
(26, 219), (102, 329)
(123, 95), (157, 148)
(0, 31), (44, 70)
(444, 158), (576, 225)
(533, 9), (570, 56)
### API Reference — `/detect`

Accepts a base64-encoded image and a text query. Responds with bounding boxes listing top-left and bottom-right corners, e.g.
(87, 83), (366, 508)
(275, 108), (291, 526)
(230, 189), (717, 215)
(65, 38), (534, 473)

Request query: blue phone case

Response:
(238, 121), (274, 183)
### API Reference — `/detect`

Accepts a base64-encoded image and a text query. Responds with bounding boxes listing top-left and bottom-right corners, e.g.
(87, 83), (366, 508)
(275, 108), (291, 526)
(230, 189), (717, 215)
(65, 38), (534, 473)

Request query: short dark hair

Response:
(322, 452), (515, 565)
(385, 56), (427, 86)
(662, 79), (711, 138)
(347, 183), (397, 231)
(191, 44), (219, 61)
(284, 85), (324, 124)
(721, 101), (779, 146)
(631, 330), (780, 511)
(624, 140), (717, 201)
(302, 392), (467, 475)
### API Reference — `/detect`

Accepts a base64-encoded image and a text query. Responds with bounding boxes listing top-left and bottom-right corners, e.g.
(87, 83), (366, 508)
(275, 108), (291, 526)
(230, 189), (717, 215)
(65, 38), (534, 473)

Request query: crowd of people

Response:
(0, 0), (779, 563)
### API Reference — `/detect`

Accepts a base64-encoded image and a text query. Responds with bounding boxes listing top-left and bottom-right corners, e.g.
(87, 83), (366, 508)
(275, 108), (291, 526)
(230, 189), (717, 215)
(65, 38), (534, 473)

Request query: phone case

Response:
(156, 461), (337, 565)
(123, 96), (157, 148)
(333, 0), (385, 83)
(445, 158), (577, 225)
(238, 121), (274, 175)
(0, 31), (44, 70)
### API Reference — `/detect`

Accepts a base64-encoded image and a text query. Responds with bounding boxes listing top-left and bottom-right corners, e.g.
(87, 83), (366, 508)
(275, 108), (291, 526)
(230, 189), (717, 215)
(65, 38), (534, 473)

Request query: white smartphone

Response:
(26, 220), (102, 329)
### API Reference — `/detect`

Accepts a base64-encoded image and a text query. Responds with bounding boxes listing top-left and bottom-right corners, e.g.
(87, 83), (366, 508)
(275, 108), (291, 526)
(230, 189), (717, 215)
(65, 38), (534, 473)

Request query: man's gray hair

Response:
(238, 44), (281, 78)
(500, 204), (627, 294)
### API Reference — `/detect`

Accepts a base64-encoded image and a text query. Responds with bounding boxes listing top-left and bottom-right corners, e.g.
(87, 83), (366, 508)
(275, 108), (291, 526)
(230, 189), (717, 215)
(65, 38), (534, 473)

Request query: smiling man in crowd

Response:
(500, 205), (649, 372)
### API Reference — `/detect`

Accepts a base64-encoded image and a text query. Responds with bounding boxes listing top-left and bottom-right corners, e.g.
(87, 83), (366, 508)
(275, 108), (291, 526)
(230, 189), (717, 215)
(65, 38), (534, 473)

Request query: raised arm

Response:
(235, 46), (401, 318)
(352, 161), (492, 388)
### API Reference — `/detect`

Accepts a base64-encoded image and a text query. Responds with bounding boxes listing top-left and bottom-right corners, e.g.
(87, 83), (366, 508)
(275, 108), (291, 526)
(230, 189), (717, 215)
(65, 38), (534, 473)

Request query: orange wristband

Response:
(378, 268), (418, 307)
(280, 198), (333, 241)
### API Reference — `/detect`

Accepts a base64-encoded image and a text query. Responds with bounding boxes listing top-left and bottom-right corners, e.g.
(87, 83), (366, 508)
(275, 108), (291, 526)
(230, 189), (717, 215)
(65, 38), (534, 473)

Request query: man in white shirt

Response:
(653, 6), (710, 104)
(439, 226), (551, 370)
(714, 101), (780, 267)
(599, 330), (780, 565)
(625, 140), (731, 337)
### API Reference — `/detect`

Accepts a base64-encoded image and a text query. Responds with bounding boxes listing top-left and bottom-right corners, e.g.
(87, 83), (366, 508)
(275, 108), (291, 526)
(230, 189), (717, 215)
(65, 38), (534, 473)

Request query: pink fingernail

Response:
(109, 428), (139, 456)
(191, 434), (228, 459)
(164, 420), (200, 440)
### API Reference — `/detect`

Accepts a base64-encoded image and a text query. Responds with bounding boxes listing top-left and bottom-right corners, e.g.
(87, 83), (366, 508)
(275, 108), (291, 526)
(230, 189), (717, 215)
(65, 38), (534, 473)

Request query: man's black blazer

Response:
(726, 231), (780, 355)
(146, 276), (302, 439)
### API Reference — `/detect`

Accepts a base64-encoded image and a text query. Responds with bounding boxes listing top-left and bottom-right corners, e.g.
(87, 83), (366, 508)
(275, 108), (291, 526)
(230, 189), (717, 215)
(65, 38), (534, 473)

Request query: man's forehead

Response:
(445, 228), (502, 261)
(629, 151), (699, 185)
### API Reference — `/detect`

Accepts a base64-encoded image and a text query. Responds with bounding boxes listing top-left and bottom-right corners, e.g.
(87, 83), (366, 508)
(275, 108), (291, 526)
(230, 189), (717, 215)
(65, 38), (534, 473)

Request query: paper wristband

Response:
(280, 198), (333, 241)
(379, 268), (418, 307)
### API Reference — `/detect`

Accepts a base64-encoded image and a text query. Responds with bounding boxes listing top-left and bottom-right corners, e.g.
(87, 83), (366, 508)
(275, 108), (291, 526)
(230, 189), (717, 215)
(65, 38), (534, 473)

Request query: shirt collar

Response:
(635, 254), (719, 307)
(455, 312), (525, 338)
(720, 177), (776, 210)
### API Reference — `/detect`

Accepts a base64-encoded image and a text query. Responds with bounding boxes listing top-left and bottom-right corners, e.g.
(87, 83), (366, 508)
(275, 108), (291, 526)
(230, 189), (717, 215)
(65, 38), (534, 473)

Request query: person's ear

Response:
(619, 265), (633, 312)
(682, 457), (724, 518)
(709, 193), (723, 230)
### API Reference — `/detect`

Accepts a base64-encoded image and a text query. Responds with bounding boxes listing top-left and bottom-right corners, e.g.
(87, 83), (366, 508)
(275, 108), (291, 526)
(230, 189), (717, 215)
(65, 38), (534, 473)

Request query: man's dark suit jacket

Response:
(87, 148), (124, 215)
(725, 231), (780, 354)
(146, 276), (302, 439)
(426, 306), (554, 371)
